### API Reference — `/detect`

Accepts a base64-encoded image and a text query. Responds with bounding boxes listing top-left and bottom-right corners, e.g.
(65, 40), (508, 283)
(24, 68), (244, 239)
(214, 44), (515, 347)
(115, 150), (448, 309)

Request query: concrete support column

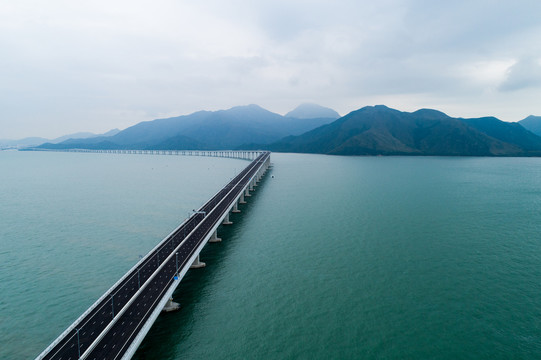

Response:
(163, 297), (180, 312)
(232, 201), (241, 213)
(249, 180), (254, 191)
(209, 230), (222, 243)
(222, 212), (233, 225)
(240, 193), (247, 204)
(190, 255), (206, 269)
(244, 187), (251, 197)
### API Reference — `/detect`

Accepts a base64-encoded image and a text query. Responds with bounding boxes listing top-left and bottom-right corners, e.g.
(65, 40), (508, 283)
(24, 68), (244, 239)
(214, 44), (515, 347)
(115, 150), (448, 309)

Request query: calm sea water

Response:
(2, 152), (541, 359)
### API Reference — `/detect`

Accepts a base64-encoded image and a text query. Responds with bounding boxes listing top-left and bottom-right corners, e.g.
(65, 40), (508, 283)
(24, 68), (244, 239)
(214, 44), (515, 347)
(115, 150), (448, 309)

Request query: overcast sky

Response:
(2, 0), (541, 139)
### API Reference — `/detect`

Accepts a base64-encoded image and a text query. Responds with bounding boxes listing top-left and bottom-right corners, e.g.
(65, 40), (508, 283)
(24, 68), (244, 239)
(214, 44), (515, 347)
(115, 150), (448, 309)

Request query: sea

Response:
(1, 151), (541, 359)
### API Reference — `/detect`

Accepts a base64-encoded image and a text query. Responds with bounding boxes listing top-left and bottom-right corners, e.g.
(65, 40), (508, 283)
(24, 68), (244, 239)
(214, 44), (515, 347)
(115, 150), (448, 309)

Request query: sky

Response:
(2, 0), (541, 139)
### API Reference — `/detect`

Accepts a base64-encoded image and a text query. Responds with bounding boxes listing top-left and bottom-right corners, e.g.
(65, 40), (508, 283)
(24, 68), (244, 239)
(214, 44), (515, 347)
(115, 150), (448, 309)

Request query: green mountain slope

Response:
(461, 117), (541, 151)
(268, 105), (541, 156)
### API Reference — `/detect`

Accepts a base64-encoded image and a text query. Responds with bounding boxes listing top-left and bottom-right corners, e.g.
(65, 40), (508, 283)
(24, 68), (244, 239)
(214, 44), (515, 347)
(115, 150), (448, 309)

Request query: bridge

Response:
(35, 151), (271, 360)
(25, 148), (263, 161)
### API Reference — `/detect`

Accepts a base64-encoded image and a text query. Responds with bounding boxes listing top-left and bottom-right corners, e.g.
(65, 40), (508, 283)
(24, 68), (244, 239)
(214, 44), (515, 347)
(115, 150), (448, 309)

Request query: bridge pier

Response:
(232, 201), (240, 213)
(257, 168), (264, 182)
(244, 187), (251, 197)
(209, 230), (222, 243)
(162, 298), (180, 312)
(190, 255), (206, 269)
(239, 193), (246, 204)
(222, 212), (233, 225)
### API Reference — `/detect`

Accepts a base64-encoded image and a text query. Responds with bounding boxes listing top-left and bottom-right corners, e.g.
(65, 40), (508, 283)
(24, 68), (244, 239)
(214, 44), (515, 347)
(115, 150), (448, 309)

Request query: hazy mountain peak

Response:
(101, 128), (120, 137)
(222, 104), (280, 117)
(229, 104), (265, 111)
(519, 115), (541, 136)
(285, 103), (340, 119)
(51, 132), (96, 143)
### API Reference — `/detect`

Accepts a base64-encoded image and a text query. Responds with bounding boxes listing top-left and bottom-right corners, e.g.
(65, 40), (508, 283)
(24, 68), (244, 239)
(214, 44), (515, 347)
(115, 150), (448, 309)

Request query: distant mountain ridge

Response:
(32, 104), (541, 156)
(1, 129), (120, 149)
(38, 104), (338, 151)
(265, 105), (541, 156)
(519, 115), (541, 137)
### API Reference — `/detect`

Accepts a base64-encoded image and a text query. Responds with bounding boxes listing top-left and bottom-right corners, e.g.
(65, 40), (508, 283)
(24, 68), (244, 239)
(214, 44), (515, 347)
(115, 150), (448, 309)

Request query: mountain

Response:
(460, 117), (541, 151)
(101, 128), (121, 137)
(51, 132), (101, 144)
(265, 105), (541, 156)
(151, 135), (207, 150)
(0, 137), (49, 149)
(33, 104), (541, 156)
(519, 115), (541, 137)
(1, 129), (120, 149)
(49, 129), (120, 144)
(285, 103), (340, 119)
(39, 105), (336, 151)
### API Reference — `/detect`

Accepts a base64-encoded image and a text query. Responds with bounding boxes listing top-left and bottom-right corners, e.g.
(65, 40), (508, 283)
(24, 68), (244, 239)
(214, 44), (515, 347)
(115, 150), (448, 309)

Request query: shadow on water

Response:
(133, 168), (272, 359)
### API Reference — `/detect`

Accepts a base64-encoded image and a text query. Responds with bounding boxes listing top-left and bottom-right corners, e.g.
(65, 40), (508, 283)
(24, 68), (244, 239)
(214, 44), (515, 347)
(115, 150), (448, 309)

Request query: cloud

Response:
(2, 0), (541, 138)
(499, 57), (541, 92)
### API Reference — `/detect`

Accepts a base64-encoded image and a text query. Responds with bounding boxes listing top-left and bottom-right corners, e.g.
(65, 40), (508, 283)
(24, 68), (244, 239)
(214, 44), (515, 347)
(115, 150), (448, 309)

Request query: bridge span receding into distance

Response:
(25, 148), (264, 161)
(35, 150), (271, 360)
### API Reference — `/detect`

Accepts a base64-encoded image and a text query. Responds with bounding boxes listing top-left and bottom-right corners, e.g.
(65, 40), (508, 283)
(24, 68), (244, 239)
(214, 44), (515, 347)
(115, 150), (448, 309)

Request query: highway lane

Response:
(39, 214), (204, 360)
(38, 214), (202, 359)
(38, 152), (268, 360)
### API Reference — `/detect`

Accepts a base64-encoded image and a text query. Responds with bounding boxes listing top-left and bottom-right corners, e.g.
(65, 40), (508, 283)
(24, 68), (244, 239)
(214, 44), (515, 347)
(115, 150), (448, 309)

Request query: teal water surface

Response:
(134, 154), (541, 360)
(2, 152), (541, 359)
(0, 151), (246, 359)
